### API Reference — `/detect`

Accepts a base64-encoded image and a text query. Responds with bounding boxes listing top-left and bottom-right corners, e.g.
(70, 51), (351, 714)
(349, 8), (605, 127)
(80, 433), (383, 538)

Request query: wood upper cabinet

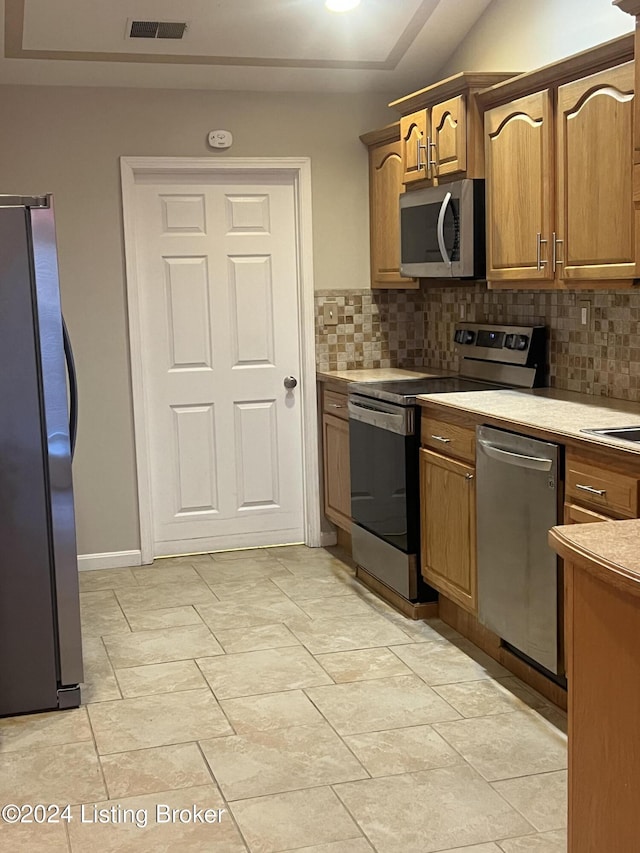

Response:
(400, 97), (467, 185)
(483, 57), (636, 288)
(391, 75), (517, 189)
(485, 90), (555, 283)
(367, 137), (416, 289)
(420, 447), (477, 613)
(556, 62), (635, 282)
(431, 95), (467, 178)
(400, 109), (430, 184)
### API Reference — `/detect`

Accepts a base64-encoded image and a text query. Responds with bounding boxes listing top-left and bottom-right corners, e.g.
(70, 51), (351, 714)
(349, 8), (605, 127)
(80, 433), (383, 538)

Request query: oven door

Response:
(348, 395), (419, 554)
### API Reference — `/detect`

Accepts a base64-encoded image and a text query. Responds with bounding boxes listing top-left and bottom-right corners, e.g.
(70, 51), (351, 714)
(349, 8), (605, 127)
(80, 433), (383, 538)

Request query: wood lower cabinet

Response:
(321, 386), (351, 532)
(563, 502), (618, 524)
(564, 558), (640, 852)
(420, 447), (477, 613)
(565, 449), (640, 519)
(550, 518), (640, 853)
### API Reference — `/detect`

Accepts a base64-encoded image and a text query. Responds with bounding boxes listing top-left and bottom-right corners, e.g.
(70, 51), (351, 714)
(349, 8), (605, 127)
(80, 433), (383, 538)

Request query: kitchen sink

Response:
(582, 426), (640, 442)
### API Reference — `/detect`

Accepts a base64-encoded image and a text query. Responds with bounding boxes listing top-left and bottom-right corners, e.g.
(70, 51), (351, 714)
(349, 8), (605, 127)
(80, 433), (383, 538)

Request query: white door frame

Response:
(120, 156), (321, 564)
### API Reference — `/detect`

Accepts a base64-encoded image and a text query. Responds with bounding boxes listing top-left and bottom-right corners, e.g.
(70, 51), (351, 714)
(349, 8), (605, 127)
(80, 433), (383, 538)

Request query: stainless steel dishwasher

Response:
(476, 425), (562, 675)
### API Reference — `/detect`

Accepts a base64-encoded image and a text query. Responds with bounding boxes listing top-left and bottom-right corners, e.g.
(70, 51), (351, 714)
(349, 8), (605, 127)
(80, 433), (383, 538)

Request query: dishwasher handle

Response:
(477, 438), (554, 472)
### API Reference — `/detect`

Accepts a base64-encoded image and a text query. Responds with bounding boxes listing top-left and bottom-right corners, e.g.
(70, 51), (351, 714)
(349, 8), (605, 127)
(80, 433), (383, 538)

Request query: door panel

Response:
(557, 62), (635, 281)
(485, 90), (554, 282)
(234, 400), (279, 509)
(136, 179), (304, 554)
(172, 404), (218, 514)
(164, 257), (212, 369)
(228, 255), (275, 365)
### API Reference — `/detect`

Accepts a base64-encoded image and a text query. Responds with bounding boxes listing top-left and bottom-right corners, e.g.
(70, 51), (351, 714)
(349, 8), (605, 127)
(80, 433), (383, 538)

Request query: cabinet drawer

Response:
(323, 389), (348, 420)
(421, 415), (475, 463)
(565, 454), (640, 519)
(564, 502), (618, 525)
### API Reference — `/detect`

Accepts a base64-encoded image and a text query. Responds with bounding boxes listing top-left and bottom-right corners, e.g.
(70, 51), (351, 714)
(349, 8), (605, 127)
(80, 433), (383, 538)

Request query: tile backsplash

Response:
(315, 285), (640, 402)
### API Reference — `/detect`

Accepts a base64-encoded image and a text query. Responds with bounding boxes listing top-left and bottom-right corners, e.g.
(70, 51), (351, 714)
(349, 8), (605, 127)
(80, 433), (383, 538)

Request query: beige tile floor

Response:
(0, 546), (568, 852)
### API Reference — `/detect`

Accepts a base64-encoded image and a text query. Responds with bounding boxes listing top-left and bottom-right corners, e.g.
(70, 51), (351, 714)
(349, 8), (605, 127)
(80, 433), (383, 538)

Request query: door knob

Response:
(284, 376), (298, 390)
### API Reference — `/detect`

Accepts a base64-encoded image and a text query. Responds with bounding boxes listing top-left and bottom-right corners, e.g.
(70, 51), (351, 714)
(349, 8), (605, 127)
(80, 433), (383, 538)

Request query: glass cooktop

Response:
(349, 377), (504, 405)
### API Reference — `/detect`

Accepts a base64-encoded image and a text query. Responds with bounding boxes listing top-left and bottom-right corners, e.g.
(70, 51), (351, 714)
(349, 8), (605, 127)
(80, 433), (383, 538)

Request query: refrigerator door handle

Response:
(62, 317), (78, 459)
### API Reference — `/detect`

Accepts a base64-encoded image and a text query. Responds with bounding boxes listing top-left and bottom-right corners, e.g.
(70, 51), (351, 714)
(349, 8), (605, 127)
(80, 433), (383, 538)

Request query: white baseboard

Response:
(78, 550), (143, 571)
(320, 531), (338, 547)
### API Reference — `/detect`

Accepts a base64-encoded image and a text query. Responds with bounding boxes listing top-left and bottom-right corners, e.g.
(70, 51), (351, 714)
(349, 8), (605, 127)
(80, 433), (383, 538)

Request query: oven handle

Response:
(437, 191), (453, 267)
(348, 399), (411, 435)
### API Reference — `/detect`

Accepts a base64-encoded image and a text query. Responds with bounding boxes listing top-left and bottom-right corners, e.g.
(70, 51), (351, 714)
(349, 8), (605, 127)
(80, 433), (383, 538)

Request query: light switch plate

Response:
(323, 302), (338, 325)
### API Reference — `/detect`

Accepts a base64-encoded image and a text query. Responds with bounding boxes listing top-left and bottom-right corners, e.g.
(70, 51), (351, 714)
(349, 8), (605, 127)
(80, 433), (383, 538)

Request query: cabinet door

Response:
(400, 110), (429, 184)
(485, 90), (555, 283)
(369, 140), (417, 289)
(420, 448), (476, 613)
(431, 95), (467, 179)
(322, 413), (351, 531)
(556, 62), (635, 281)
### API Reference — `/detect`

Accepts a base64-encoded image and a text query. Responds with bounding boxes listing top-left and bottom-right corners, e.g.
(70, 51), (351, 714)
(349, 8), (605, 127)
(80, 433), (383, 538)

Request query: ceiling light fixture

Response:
(325, 0), (361, 12)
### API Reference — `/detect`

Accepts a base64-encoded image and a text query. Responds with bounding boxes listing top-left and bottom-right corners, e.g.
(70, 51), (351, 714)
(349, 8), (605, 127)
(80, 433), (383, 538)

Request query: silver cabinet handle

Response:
(284, 376), (297, 390)
(328, 403), (344, 409)
(536, 232), (548, 271)
(437, 192), (453, 267)
(576, 484), (606, 496)
(428, 138), (438, 175)
(465, 473), (474, 480)
(552, 232), (564, 272)
(416, 135), (428, 173)
(431, 434), (451, 443)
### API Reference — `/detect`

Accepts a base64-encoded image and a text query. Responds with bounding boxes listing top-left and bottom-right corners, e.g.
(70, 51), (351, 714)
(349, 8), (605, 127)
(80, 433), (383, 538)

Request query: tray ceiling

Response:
(1, 0), (494, 93)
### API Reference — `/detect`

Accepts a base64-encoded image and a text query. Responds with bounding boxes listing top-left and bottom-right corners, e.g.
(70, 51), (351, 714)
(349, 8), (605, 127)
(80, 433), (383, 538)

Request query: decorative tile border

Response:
(315, 286), (640, 402)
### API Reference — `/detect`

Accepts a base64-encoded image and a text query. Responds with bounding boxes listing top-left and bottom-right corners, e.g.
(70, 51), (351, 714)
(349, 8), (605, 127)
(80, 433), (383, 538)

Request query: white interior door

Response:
(133, 175), (305, 556)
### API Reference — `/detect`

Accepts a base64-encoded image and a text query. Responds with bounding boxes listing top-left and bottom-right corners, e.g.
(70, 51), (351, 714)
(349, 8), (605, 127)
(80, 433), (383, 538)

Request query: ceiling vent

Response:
(128, 20), (188, 40)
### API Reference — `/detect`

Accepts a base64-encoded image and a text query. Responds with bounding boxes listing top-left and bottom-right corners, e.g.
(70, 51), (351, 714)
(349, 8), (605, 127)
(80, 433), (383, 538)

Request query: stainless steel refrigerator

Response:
(0, 194), (83, 716)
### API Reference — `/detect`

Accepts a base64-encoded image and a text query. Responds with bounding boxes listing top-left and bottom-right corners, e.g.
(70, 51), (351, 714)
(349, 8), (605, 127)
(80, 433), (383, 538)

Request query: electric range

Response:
(347, 322), (547, 604)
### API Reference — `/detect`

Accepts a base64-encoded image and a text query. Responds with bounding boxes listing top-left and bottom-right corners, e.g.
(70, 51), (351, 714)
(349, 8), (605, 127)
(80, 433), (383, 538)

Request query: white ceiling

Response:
(0, 0), (494, 94)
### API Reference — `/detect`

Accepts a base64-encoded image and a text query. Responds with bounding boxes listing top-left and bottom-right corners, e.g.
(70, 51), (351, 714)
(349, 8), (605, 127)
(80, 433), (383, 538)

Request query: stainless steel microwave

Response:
(399, 178), (485, 279)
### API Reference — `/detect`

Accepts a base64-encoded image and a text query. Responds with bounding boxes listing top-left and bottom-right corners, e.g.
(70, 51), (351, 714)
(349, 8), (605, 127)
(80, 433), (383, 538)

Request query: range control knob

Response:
(454, 329), (475, 345)
(505, 334), (529, 351)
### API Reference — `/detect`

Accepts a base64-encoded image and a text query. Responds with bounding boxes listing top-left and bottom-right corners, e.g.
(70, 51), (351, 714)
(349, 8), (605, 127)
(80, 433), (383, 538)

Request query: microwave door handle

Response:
(437, 191), (453, 267)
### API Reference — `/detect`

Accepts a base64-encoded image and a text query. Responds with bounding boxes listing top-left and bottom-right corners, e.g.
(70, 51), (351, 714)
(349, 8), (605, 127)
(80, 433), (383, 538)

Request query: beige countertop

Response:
(316, 367), (453, 388)
(417, 386), (640, 455)
(550, 518), (640, 597)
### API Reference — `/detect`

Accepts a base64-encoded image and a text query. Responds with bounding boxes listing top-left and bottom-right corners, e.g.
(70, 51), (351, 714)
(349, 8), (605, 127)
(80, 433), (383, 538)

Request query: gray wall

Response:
(0, 85), (389, 555)
(436, 0), (633, 78)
